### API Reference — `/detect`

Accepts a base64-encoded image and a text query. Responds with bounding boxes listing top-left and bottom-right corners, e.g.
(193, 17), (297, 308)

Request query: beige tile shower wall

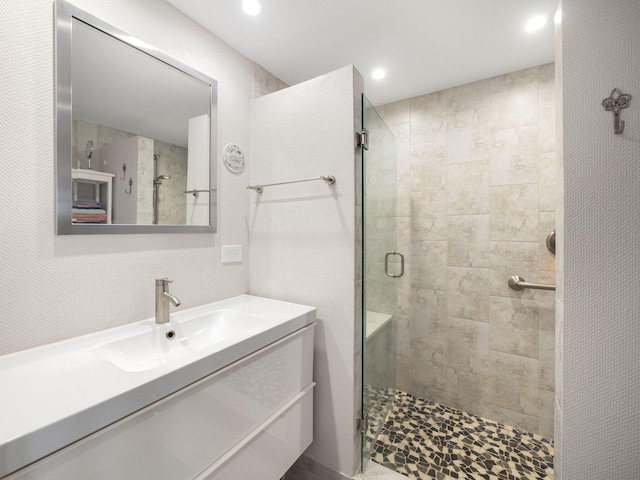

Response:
(252, 62), (289, 98)
(137, 137), (155, 224)
(154, 140), (188, 225)
(378, 64), (556, 436)
(0, 0), (254, 355)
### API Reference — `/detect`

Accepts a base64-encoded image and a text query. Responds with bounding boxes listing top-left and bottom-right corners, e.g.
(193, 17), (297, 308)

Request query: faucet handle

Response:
(156, 277), (173, 286)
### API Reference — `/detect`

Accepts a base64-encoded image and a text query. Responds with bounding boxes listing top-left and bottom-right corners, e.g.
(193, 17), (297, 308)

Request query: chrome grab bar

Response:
(508, 275), (556, 291)
(385, 252), (405, 278)
(247, 175), (336, 193)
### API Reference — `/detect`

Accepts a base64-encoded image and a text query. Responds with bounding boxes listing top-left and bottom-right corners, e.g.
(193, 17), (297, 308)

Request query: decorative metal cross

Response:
(602, 88), (632, 134)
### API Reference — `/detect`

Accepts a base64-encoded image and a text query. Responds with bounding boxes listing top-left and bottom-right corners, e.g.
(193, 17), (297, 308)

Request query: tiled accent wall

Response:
(252, 62), (288, 98)
(363, 324), (395, 409)
(377, 64), (556, 436)
(361, 96), (399, 469)
(154, 140), (188, 225)
(136, 137), (155, 224)
(363, 99), (400, 318)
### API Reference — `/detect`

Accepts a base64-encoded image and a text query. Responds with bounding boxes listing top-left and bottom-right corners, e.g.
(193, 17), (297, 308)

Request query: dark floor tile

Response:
(369, 389), (554, 480)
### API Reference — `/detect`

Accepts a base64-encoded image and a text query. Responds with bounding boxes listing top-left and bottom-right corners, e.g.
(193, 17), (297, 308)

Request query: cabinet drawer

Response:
(197, 383), (314, 480)
(7, 325), (314, 480)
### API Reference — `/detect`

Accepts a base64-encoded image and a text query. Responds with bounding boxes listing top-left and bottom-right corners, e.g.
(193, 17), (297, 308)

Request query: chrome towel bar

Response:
(247, 175), (336, 193)
(184, 189), (214, 197)
(508, 275), (556, 291)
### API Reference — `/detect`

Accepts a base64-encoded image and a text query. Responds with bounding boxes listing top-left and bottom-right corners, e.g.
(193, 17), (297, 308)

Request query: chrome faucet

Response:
(155, 278), (181, 324)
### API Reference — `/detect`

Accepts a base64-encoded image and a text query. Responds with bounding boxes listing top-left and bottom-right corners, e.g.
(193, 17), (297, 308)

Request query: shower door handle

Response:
(384, 252), (405, 278)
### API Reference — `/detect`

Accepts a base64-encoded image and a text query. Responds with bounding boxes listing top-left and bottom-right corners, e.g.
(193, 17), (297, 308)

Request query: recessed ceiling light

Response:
(372, 68), (386, 80)
(242, 0), (261, 16)
(525, 15), (547, 32)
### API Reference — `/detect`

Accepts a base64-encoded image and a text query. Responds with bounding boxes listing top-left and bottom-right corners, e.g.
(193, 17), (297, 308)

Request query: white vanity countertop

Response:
(0, 294), (315, 478)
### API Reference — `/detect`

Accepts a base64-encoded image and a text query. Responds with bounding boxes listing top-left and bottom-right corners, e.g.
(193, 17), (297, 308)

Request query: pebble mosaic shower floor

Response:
(369, 390), (554, 480)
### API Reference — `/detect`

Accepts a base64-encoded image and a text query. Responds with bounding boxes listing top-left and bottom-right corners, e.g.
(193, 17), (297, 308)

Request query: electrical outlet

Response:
(221, 245), (243, 264)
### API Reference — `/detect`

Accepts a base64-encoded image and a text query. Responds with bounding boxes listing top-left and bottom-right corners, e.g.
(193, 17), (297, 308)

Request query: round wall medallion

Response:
(223, 143), (245, 173)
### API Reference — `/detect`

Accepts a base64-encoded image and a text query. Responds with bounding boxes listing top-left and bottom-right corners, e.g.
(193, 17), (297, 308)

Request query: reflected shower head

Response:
(153, 174), (171, 185)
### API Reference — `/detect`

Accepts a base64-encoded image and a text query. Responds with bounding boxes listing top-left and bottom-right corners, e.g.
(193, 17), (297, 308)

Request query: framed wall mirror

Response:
(56, 0), (217, 234)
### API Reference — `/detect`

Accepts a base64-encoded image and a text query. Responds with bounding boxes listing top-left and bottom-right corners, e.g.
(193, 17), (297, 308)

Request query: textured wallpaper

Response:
(0, 0), (252, 355)
(560, 0), (640, 477)
(249, 66), (361, 476)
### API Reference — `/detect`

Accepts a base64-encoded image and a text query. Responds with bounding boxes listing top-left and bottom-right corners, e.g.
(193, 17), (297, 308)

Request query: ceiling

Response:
(167, 0), (558, 106)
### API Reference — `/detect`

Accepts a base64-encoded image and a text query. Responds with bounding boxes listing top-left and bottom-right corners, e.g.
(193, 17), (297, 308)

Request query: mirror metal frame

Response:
(55, 0), (217, 234)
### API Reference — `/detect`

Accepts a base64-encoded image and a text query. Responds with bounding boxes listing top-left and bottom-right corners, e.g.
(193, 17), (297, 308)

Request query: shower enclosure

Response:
(359, 64), (556, 477)
(360, 94), (399, 469)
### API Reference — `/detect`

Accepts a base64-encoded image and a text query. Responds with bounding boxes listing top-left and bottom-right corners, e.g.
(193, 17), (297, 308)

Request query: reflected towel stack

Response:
(72, 199), (107, 223)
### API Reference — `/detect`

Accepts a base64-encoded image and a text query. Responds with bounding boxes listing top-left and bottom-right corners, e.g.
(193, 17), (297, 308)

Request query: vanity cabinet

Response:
(6, 325), (315, 480)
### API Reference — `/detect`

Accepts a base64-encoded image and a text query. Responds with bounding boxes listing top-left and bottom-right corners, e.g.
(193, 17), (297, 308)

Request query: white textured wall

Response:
(559, 0), (640, 477)
(249, 66), (360, 476)
(186, 115), (210, 225)
(0, 0), (252, 355)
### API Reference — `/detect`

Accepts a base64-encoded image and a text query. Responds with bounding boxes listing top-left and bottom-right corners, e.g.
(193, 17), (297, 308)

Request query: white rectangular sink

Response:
(0, 294), (316, 478)
(95, 309), (270, 372)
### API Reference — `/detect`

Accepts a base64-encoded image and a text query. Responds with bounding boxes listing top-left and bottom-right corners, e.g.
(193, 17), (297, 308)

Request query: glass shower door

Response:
(361, 94), (399, 470)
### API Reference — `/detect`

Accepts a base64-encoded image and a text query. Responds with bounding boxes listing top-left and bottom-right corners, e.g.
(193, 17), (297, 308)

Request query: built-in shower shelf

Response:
(366, 311), (392, 342)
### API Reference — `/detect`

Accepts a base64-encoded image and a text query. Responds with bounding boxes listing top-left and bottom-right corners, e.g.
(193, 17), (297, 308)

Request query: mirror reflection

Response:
(57, 1), (217, 234)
